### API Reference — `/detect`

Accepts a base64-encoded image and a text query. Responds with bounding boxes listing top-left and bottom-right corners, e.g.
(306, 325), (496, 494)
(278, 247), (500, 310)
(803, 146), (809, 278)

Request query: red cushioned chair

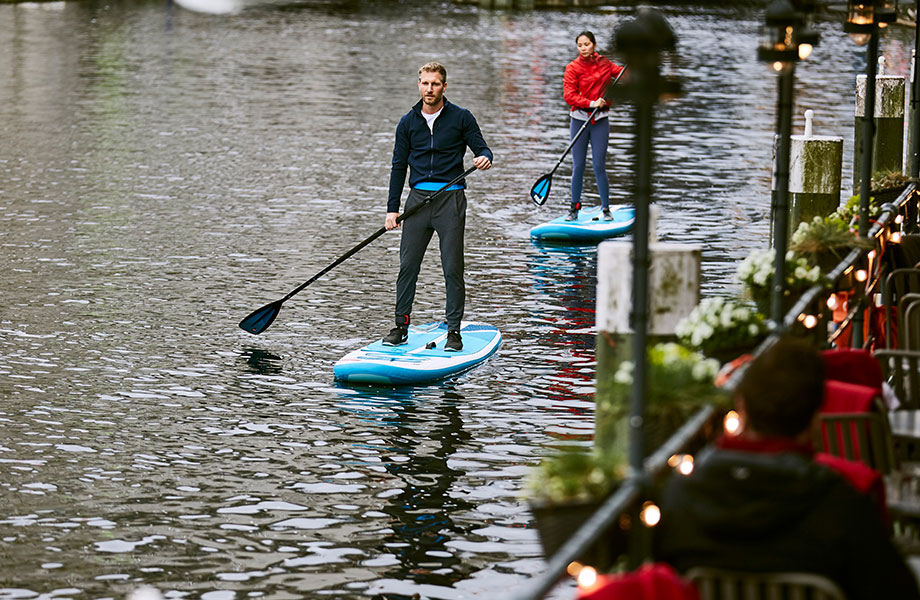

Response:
(822, 348), (883, 396)
(816, 381), (896, 474)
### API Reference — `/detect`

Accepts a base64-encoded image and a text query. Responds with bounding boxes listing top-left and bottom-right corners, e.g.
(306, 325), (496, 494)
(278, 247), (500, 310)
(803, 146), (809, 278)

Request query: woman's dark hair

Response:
(576, 30), (596, 45)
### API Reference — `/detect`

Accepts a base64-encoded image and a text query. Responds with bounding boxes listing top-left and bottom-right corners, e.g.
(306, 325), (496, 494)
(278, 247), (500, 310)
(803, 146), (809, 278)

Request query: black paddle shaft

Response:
(239, 166), (478, 334)
(279, 165), (477, 303)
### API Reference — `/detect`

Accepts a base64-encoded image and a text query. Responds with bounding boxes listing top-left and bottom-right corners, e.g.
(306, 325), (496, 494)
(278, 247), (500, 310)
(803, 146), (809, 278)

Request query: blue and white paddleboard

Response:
(530, 205), (635, 243)
(333, 321), (501, 386)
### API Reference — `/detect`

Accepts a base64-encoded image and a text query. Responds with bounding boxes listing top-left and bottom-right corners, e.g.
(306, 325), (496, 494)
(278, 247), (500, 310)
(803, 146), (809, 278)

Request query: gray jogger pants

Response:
(395, 188), (466, 330)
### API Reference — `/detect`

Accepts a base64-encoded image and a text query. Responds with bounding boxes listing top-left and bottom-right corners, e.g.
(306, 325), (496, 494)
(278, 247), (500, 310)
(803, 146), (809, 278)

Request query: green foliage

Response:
(789, 215), (872, 263)
(524, 447), (626, 505)
(836, 194), (883, 224)
(843, 170), (910, 223)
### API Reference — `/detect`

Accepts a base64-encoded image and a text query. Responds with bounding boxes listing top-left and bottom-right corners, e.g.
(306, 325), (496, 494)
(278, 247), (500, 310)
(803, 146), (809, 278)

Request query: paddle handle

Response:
(548, 65), (628, 176)
(280, 165), (478, 302)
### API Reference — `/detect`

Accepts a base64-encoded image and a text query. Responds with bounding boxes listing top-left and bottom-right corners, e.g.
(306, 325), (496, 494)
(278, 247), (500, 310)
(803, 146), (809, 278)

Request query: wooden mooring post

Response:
(855, 56), (905, 190)
(594, 209), (701, 453)
(773, 109), (844, 236)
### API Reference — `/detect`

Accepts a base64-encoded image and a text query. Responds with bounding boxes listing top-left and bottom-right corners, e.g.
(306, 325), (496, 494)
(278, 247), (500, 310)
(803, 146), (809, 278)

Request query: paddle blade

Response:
(530, 174), (552, 206)
(239, 299), (284, 335)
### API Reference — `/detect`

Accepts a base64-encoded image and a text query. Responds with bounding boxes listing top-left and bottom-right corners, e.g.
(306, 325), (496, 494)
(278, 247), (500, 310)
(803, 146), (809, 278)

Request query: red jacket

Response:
(563, 53), (623, 112)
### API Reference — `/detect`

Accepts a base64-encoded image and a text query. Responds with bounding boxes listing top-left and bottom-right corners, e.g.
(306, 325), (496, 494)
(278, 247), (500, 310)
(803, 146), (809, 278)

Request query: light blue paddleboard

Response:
(530, 205), (635, 243)
(333, 321), (501, 386)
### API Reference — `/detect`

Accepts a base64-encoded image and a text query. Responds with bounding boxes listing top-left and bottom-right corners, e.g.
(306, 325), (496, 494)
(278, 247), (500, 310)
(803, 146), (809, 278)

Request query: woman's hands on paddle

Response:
(590, 98), (608, 108)
(385, 212), (400, 230)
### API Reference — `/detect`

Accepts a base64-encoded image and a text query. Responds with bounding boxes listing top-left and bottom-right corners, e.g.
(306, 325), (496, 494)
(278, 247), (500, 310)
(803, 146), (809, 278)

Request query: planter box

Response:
(529, 494), (628, 569)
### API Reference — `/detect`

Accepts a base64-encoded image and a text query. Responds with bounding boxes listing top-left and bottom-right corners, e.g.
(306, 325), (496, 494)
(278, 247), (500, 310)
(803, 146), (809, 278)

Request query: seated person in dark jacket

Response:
(654, 338), (920, 600)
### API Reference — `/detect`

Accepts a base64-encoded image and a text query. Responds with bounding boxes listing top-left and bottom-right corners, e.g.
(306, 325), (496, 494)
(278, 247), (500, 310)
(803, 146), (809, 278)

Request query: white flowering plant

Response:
(600, 344), (724, 477)
(675, 297), (768, 359)
(607, 343), (722, 406)
(737, 248), (825, 314)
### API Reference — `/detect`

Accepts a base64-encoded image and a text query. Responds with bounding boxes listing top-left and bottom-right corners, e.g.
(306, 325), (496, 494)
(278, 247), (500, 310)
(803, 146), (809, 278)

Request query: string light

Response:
(567, 561), (583, 577)
(640, 501), (661, 527)
(576, 565), (598, 588)
(724, 410), (741, 435)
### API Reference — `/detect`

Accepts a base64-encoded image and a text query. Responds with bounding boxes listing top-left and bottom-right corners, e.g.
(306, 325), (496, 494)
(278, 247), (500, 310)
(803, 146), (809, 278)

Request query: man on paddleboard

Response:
(382, 61), (493, 352)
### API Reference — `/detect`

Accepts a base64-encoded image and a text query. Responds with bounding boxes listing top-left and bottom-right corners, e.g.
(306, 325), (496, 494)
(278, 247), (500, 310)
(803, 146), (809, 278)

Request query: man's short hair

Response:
(418, 62), (447, 84)
(736, 337), (825, 438)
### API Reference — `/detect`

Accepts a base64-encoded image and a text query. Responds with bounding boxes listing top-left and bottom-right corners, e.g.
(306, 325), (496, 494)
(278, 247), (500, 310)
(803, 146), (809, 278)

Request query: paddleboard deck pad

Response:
(333, 321), (501, 385)
(530, 205), (635, 243)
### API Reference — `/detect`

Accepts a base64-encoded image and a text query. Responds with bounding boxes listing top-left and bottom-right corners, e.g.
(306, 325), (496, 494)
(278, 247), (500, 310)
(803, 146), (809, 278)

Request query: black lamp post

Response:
(912, 0), (920, 188)
(758, 0), (818, 328)
(612, 10), (678, 568)
(846, 0), (896, 347)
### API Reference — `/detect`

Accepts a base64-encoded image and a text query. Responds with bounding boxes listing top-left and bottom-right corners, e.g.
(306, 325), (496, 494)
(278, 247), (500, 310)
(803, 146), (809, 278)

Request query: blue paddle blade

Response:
(239, 299), (284, 334)
(530, 175), (552, 206)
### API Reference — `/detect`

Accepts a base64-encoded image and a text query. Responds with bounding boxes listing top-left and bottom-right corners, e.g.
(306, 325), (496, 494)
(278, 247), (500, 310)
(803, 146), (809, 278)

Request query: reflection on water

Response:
(0, 0), (915, 597)
(242, 347), (285, 374)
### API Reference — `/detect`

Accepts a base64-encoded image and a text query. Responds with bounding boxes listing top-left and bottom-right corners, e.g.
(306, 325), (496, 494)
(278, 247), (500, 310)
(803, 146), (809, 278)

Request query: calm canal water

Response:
(0, 1), (915, 598)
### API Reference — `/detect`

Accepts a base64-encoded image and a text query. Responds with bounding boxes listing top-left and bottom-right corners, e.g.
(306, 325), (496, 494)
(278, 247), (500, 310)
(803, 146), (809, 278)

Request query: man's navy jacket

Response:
(387, 98), (492, 213)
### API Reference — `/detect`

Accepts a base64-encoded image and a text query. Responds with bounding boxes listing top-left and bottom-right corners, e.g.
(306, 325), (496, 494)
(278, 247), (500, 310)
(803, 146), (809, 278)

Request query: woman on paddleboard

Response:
(563, 31), (624, 222)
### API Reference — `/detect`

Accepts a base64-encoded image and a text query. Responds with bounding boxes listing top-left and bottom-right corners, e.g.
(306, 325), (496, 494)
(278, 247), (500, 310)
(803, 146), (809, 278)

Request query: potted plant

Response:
(595, 343), (725, 454)
(869, 169), (911, 204)
(840, 169), (910, 226)
(526, 343), (726, 567)
(524, 446), (628, 567)
(675, 297), (768, 364)
(788, 215), (873, 273)
(737, 248), (826, 316)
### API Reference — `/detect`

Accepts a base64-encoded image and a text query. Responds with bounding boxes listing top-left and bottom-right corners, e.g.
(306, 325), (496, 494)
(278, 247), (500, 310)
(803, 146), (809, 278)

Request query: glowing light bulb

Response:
(856, 269), (868, 282)
(577, 566), (598, 588)
(827, 294), (840, 310)
(803, 314), (818, 329)
(798, 44), (813, 60)
(641, 502), (661, 527)
(724, 410), (741, 435)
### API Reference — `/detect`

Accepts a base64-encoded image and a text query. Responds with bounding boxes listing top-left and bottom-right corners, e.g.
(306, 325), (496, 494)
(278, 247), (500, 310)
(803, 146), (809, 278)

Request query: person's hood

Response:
(677, 447), (840, 540)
